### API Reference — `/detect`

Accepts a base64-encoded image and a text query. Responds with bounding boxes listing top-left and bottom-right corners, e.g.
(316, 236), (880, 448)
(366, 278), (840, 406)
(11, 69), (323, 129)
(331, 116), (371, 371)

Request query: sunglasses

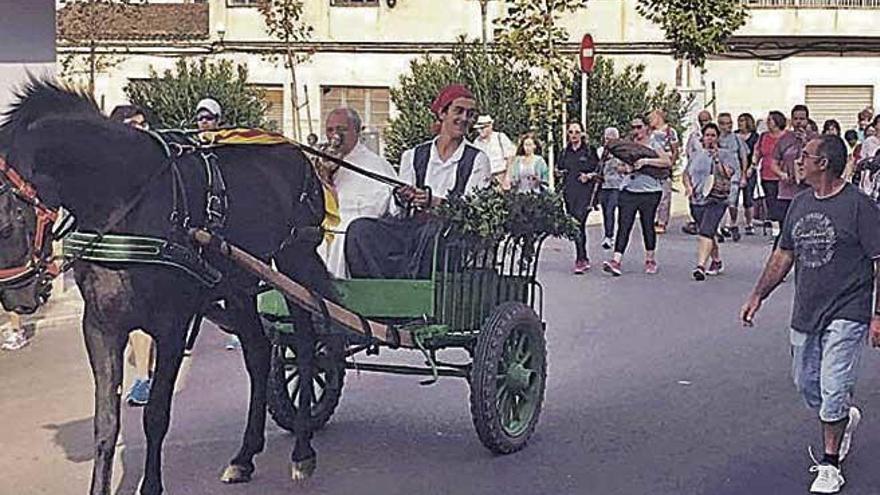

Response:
(197, 114), (217, 123)
(567, 129), (581, 135)
(631, 124), (644, 129)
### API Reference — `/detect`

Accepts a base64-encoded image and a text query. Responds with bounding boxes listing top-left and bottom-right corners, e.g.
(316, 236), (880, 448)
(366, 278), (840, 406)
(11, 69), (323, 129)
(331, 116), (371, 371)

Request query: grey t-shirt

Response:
(620, 135), (669, 193)
(718, 133), (748, 169)
(685, 148), (740, 206)
(780, 183), (880, 333)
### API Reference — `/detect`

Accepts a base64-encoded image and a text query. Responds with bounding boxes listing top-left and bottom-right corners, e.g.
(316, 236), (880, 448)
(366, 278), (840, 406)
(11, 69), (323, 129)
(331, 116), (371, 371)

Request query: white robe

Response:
(319, 142), (397, 279)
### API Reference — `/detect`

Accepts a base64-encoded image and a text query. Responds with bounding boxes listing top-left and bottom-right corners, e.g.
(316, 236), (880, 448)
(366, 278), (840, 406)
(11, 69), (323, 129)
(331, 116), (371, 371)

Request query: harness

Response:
(60, 130), (231, 287)
(412, 141), (477, 198)
(0, 157), (59, 286)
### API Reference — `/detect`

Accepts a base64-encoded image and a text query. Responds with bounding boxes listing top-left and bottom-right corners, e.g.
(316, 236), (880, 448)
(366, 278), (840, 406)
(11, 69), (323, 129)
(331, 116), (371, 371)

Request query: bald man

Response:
(686, 110), (713, 161)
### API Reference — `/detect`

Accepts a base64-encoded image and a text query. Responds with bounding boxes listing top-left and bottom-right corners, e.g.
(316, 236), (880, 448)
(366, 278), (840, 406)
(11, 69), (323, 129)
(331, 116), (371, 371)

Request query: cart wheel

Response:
(268, 335), (345, 432)
(469, 302), (546, 454)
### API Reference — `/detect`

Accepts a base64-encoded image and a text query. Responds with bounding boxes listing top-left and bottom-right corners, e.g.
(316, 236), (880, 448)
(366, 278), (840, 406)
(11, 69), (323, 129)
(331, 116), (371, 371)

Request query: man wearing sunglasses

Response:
(742, 135), (880, 494)
(195, 98), (222, 131)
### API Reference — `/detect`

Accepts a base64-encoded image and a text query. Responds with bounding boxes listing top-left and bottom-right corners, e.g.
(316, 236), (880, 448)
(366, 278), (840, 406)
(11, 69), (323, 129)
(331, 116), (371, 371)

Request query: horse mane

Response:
(0, 78), (102, 153)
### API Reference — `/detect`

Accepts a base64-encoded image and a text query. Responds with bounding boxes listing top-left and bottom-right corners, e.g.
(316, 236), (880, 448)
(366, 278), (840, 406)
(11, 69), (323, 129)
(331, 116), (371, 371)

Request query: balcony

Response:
(742, 0), (880, 8)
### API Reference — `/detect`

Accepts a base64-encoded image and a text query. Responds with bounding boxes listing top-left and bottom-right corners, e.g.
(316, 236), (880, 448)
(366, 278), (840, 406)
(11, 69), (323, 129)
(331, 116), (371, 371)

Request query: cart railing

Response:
(433, 230), (545, 334)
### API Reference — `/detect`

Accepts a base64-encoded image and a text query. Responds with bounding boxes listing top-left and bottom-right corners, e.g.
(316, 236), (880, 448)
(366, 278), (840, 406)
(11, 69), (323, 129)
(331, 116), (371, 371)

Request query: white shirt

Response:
(398, 137), (492, 200)
(473, 131), (515, 175)
(319, 142), (397, 278)
(862, 135), (880, 161)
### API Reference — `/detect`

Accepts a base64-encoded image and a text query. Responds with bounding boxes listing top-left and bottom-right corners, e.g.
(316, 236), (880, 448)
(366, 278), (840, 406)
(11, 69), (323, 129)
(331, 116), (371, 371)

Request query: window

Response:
(320, 86), (390, 149)
(330, 0), (380, 6)
(250, 84), (284, 132)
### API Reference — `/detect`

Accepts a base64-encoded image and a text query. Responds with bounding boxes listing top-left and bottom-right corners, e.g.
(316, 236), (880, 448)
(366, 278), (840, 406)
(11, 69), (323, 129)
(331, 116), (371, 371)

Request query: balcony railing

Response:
(742, 0), (880, 8)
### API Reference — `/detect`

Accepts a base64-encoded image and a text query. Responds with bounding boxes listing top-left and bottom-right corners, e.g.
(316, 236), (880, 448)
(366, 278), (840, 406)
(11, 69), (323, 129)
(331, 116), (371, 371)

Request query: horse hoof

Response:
(291, 456), (317, 481)
(220, 464), (253, 484)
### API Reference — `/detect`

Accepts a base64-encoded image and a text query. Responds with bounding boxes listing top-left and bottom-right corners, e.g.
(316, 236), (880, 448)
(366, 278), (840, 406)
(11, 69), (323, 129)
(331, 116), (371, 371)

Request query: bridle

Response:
(0, 156), (60, 289)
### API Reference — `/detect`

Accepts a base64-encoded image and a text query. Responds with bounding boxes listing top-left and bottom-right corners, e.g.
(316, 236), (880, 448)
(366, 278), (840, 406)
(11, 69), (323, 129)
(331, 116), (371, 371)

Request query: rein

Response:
(297, 143), (409, 189)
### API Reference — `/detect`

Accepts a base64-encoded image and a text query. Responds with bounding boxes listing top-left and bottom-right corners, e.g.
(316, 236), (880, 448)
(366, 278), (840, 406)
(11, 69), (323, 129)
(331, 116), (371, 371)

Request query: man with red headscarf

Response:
(345, 84), (492, 278)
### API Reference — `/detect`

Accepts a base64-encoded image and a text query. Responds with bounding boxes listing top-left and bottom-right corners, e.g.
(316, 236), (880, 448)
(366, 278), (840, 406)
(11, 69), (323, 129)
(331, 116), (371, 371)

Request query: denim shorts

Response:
(790, 319), (869, 423)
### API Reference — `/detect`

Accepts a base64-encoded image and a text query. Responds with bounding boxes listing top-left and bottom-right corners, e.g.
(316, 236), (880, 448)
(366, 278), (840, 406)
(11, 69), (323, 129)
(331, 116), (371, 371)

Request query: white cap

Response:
(195, 98), (222, 118)
(474, 115), (494, 128)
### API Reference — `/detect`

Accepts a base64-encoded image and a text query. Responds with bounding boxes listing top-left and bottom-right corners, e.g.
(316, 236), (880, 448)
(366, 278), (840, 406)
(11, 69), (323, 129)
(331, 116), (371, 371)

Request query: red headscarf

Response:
(431, 84), (475, 118)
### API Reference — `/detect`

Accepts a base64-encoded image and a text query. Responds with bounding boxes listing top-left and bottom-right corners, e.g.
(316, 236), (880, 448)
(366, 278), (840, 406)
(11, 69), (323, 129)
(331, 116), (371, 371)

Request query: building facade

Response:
(56, 0), (880, 154)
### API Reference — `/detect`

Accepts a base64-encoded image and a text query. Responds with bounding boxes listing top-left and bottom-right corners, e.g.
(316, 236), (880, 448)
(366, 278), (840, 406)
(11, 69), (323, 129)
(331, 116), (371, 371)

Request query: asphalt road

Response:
(2, 218), (880, 495)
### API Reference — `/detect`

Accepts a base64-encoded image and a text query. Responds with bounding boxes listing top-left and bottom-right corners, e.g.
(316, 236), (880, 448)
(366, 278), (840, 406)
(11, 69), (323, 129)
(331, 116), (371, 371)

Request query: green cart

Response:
(259, 230), (548, 454)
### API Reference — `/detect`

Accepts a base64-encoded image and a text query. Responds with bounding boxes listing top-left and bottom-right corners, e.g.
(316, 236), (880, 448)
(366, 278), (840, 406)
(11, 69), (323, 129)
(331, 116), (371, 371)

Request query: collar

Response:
(431, 136), (467, 165)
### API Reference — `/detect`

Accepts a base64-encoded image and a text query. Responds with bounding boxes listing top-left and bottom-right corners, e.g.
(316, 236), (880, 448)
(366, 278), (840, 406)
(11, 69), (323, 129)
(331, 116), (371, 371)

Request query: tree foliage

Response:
(257, 0), (313, 138)
(385, 39), (532, 164)
(493, 0), (590, 132)
(568, 57), (694, 145)
(124, 59), (269, 130)
(636, 0), (749, 68)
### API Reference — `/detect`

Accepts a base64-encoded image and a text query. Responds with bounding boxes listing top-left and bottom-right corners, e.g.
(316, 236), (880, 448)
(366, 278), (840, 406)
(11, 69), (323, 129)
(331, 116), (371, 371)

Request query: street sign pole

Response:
(581, 72), (588, 131)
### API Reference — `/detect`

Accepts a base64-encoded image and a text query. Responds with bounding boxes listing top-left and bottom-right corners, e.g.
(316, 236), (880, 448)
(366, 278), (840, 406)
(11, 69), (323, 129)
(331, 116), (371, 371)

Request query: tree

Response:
(124, 59), (270, 130)
(636, 0), (749, 69)
(56, 0), (130, 96)
(493, 0), (590, 183)
(385, 39), (533, 165)
(567, 57), (695, 143)
(257, 0), (314, 140)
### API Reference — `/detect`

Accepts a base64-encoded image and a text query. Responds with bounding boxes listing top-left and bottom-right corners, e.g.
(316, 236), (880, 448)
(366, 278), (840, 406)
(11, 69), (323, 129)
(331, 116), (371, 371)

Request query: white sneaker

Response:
(808, 447), (845, 494)
(839, 406), (861, 462)
(1, 329), (29, 351)
(601, 237), (613, 250)
(809, 463), (845, 494)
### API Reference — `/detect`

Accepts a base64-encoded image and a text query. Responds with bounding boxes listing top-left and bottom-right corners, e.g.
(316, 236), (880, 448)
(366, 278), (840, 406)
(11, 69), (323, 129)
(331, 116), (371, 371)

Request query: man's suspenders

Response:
(413, 141), (478, 198)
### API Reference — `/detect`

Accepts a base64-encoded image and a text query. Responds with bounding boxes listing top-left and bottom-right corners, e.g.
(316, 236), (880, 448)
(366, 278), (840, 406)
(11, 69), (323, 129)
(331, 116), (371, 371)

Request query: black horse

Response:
(0, 80), (333, 494)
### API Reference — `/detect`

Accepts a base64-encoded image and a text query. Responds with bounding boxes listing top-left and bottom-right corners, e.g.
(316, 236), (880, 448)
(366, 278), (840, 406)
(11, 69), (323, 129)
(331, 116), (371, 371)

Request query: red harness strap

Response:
(0, 156), (59, 283)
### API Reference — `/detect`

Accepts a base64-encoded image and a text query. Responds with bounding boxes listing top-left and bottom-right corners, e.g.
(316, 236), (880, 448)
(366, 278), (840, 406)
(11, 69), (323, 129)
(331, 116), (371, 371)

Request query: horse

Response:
(0, 80), (333, 494)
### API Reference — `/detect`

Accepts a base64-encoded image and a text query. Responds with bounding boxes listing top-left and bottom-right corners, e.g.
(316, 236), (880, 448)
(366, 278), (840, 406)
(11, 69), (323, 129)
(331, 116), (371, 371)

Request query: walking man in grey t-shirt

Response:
(741, 134), (880, 494)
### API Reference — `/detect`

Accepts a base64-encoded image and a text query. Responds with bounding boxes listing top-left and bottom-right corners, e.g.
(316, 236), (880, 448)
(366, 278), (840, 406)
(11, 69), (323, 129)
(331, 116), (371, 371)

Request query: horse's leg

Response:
(139, 318), (187, 495)
(220, 296), (270, 484)
(291, 308), (318, 480)
(82, 313), (126, 495)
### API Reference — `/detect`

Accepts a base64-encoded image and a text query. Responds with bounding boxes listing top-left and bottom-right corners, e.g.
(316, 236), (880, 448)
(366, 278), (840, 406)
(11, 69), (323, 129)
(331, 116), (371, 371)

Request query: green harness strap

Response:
(62, 232), (222, 287)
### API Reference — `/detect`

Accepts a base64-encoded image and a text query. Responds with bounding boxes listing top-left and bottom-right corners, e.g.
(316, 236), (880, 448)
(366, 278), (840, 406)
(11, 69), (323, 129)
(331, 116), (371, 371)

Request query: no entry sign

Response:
(580, 34), (595, 73)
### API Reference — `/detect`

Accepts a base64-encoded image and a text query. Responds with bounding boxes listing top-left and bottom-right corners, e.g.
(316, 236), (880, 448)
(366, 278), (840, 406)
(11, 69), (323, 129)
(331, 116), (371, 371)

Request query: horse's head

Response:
(0, 159), (58, 314)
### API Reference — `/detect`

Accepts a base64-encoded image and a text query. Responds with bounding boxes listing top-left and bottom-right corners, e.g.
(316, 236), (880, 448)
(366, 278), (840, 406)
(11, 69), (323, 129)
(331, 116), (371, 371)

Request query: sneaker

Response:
(720, 226), (732, 238)
(692, 266), (706, 281)
(839, 406), (862, 462)
(654, 223), (667, 234)
(716, 233), (726, 243)
(573, 259), (591, 275)
(601, 237), (613, 250)
(744, 225), (755, 236)
(706, 259), (724, 276)
(1, 329), (29, 351)
(644, 259), (658, 275)
(602, 260), (622, 277)
(126, 378), (151, 407)
(809, 463), (845, 494)
(730, 226), (741, 242)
